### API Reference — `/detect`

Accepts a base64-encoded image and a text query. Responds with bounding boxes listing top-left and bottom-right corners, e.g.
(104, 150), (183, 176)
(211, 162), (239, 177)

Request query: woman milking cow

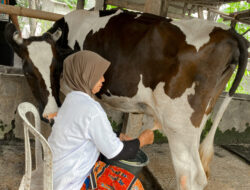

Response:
(48, 50), (154, 190)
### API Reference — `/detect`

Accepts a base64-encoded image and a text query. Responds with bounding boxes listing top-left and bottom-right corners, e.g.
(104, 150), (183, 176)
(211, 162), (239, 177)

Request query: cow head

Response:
(5, 23), (64, 122)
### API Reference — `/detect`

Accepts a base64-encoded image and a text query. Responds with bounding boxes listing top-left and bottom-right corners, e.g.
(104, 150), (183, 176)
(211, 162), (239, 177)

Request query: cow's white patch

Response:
(65, 9), (122, 49)
(27, 42), (58, 116)
(134, 13), (142, 19)
(171, 18), (229, 52)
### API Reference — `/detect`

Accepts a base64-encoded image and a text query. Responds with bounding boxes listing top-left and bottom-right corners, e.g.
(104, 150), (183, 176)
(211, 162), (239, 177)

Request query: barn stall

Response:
(0, 0), (249, 189)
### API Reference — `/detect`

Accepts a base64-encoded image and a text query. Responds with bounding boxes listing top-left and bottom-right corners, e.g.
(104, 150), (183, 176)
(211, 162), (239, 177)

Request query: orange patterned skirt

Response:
(81, 161), (144, 190)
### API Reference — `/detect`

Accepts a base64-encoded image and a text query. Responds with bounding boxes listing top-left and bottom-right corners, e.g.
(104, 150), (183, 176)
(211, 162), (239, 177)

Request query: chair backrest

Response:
(17, 102), (53, 190)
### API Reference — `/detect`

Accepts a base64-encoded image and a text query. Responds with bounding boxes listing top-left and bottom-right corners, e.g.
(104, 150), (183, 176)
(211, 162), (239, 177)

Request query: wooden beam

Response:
(0, 4), (63, 21)
(208, 8), (250, 25)
(107, 0), (192, 19)
(160, 0), (169, 17)
(182, 2), (188, 17)
(95, 0), (104, 10)
(168, 11), (192, 19)
(76, 0), (84, 9)
(197, 6), (204, 19)
(144, 0), (161, 15)
(106, 0), (144, 11)
(230, 9), (250, 19)
(169, 3), (184, 10)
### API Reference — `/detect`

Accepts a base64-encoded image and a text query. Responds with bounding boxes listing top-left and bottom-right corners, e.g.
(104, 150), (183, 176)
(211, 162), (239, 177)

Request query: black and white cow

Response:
(5, 9), (249, 190)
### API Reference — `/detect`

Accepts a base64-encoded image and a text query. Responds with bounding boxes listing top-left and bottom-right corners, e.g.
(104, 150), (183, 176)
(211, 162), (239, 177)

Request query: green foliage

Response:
(220, 1), (250, 14)
(153, 130), (168, 144)
(37, 19), (54, 34)
(200, 118), (213, 142)
(0, 120), (8, 132)
(57, 0), (77, 9)
(106, 5), (118, 10)
(16, 0), (54, 34)
(200, 118), (250, 144)
(56, 0), (88, 9)
(224, 68), (250, 94)
(16, 0), (29, 8)
(218, 1), (250, 40)
(108, 117), (122, 134)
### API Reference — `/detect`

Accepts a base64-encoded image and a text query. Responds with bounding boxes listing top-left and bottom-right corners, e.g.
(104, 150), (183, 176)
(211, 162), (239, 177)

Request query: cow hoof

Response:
(199, 146), (213, 179)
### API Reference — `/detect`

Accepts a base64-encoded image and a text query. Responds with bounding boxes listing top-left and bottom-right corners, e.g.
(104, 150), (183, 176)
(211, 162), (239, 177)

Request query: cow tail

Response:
(228, 28), (249, 96)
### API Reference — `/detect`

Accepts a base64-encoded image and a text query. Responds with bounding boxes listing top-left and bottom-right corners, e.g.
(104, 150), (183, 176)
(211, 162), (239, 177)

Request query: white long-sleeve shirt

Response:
(48, 91), (123, 190)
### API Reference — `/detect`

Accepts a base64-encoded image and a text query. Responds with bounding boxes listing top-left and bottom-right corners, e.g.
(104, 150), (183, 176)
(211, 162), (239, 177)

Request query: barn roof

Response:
(104, 0), (250, 25)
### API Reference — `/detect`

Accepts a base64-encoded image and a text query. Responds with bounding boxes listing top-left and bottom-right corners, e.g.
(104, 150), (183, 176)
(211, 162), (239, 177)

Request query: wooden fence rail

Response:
(0, 4), (63, 21)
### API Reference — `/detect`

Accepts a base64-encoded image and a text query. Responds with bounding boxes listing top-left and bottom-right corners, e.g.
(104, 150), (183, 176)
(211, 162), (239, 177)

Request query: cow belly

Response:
(100, 76), (158, 116)
(100, 94), (155, 116)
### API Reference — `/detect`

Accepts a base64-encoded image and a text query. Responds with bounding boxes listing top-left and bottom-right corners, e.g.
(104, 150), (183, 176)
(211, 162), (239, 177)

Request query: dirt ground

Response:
(0, 140), (249, 190)
(0, 141), (25, 190)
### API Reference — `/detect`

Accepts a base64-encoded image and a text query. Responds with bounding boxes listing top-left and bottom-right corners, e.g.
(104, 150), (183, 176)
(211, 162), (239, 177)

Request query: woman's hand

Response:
(119, 133), (132, 141)
(138, 129), (154, 147)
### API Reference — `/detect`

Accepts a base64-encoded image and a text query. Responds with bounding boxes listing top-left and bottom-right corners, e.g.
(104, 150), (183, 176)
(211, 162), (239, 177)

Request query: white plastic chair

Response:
(17, 102), (53, 190)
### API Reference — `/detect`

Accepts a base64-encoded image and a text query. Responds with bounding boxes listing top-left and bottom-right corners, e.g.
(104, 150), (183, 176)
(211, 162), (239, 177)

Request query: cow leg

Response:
(166, 127), (208, 190)
(199, 94), (232, 177)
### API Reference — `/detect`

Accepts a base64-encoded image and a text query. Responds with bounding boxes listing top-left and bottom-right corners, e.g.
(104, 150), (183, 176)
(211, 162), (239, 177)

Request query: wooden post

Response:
(95, 0), (104, 11)
(0, 4), (63, 21)
(182, 2), (188, 17)
(160, 0), (169, 17)
(197, 6), (204, 19)
(77, 0), (85, 9)
(188, 5), (195, 16)
(28, 0), (37, 36)
(144, 0), (161, 15)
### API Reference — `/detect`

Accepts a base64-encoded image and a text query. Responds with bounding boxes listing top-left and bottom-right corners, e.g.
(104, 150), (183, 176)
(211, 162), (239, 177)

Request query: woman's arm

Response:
(109, 139), (140, 161)
(106, 129), (154, 161)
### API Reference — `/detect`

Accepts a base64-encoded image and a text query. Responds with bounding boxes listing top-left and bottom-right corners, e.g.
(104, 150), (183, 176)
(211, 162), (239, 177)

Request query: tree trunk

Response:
(28, 0), (37, 36)
(160, 0), (169, 17)
(77, 0), (85, 9)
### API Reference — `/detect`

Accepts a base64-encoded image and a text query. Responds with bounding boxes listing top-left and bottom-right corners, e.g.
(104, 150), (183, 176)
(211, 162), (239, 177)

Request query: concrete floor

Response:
(142, 144), (250, 190)
(0, 141), (249, 190)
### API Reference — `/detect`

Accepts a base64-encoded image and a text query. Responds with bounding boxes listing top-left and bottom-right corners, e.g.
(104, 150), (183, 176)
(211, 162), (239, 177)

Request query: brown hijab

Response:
(60, 50), (110, 97)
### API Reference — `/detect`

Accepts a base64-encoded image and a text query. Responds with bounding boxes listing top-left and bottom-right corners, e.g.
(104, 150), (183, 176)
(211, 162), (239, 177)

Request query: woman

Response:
(48, 50), (154, 190)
